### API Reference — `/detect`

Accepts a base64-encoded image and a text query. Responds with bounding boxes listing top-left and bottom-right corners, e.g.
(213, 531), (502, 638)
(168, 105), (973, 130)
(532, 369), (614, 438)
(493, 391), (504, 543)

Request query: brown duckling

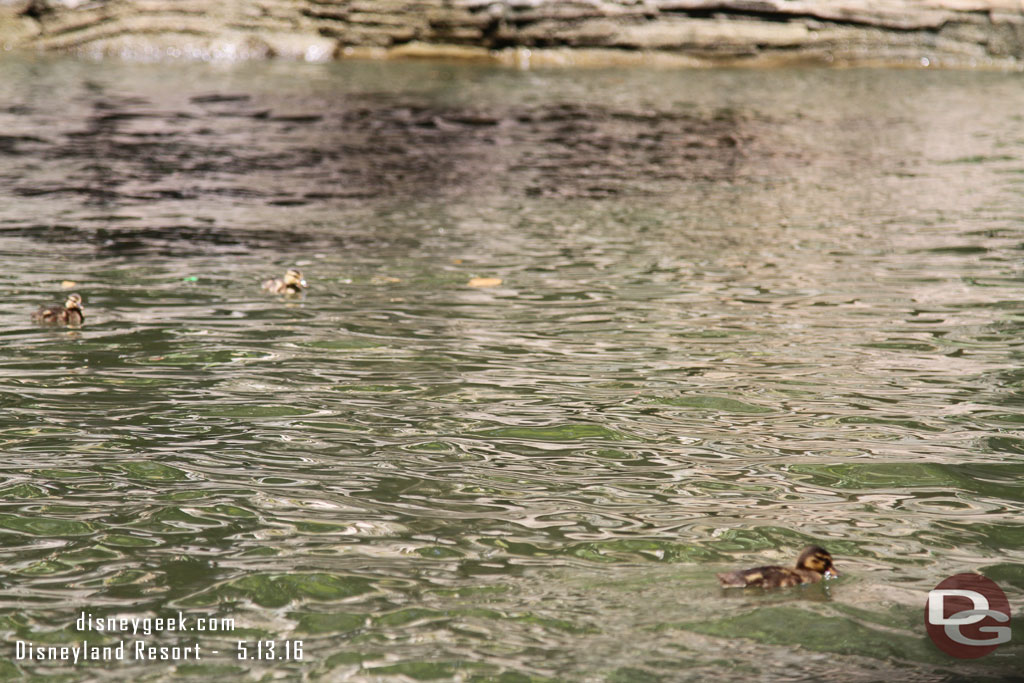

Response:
(716, 545), (839, 589)
(32, 292), (84, 326)
(261, 268), (307, 295)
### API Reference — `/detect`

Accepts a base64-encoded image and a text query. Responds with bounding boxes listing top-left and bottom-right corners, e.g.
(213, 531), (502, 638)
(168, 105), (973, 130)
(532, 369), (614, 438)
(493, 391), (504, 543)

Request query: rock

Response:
(0, 0), (1021, 67)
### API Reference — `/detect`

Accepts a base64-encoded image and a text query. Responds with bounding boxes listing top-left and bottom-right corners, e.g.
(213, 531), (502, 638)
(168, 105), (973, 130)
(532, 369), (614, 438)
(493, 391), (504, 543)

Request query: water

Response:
(0, 56), (1022, 681)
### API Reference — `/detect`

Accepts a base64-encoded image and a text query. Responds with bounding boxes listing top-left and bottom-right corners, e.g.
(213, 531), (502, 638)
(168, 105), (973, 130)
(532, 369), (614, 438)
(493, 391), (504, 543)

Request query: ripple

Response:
(0, 60), (1022, 680)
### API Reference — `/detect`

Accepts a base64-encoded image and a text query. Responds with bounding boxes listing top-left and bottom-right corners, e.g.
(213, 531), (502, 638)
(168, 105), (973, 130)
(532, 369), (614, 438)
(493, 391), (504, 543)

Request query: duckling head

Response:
(64, 293), (84, 309)
(796, 545), (838, 578)
(284, 269), (307, 289)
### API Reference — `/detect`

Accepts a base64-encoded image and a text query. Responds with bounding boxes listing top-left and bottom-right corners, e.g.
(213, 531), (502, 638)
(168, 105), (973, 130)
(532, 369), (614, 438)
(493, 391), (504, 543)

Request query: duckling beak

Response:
(825, 567), (839, 579)
(299, 279), (308, 288)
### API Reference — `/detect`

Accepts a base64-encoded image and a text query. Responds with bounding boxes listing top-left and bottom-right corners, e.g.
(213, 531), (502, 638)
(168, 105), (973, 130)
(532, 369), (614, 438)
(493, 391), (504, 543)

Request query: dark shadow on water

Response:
(0, 90), (769, 212)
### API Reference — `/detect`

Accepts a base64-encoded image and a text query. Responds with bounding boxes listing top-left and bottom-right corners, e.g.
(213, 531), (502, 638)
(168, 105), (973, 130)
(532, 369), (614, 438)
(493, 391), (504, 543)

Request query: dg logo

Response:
(925, 573), (1011, 658)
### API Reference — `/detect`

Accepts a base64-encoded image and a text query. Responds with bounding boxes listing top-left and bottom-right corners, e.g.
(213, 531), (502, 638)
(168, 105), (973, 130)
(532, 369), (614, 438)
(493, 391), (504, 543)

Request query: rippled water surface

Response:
(0, 57), (1022, 681)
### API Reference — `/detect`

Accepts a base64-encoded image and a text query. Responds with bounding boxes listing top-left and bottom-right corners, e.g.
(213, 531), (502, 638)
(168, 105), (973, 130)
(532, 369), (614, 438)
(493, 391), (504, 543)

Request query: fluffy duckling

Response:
(716, 545), (839, 589)
(262, 268), (307, 295)
(32, 293), (84, 326)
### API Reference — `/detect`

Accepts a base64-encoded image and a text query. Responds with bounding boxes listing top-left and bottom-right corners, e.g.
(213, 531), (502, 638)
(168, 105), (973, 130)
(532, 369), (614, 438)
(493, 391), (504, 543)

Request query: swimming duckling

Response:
(262, 268), (307, 295)
(716, 545), (839, 589)
(32, 293), (84, 326)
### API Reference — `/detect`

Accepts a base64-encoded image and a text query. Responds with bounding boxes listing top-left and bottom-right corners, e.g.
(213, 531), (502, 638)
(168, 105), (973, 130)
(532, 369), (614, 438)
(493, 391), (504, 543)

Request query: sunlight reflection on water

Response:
(0, 57), (1021, 679)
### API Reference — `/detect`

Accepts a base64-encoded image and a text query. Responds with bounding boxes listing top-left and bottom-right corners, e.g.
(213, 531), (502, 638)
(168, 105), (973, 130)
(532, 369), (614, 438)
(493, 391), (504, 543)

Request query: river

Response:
(0, 56), (1021, 680)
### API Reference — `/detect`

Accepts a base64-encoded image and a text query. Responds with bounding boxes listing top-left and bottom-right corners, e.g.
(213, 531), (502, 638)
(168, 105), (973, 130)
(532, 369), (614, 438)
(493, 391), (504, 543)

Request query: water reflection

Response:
(0, 57), (1022, 679)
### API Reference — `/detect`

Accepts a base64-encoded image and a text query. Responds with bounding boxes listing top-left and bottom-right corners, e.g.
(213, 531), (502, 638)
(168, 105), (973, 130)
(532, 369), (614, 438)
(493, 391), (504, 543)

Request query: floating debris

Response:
(467, 277), (502, 288)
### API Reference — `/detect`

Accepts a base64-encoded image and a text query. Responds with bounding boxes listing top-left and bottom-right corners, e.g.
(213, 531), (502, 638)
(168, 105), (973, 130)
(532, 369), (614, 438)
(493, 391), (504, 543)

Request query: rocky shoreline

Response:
(1, 0), (1023, 68)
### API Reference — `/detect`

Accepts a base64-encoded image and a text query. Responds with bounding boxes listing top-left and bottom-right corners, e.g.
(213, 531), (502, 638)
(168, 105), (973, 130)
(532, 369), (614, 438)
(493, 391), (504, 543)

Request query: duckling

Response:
(262, 268), (307, 295)
(716, 545), (839, 589)
(32, 292), (84, 326)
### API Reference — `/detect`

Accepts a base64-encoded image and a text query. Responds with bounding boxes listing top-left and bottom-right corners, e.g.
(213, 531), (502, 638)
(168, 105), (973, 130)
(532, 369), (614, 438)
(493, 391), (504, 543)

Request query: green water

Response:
(0, 57), (1022, 680)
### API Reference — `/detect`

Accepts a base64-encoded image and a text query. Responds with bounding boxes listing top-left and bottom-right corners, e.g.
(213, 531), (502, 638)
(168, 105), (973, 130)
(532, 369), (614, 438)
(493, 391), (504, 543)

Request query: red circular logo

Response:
(925, 573), (1011, 658)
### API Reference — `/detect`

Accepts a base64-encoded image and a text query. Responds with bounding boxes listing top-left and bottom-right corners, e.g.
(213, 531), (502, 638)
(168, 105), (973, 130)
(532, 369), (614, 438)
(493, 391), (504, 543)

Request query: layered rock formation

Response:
(1, 0), (1022, 66)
